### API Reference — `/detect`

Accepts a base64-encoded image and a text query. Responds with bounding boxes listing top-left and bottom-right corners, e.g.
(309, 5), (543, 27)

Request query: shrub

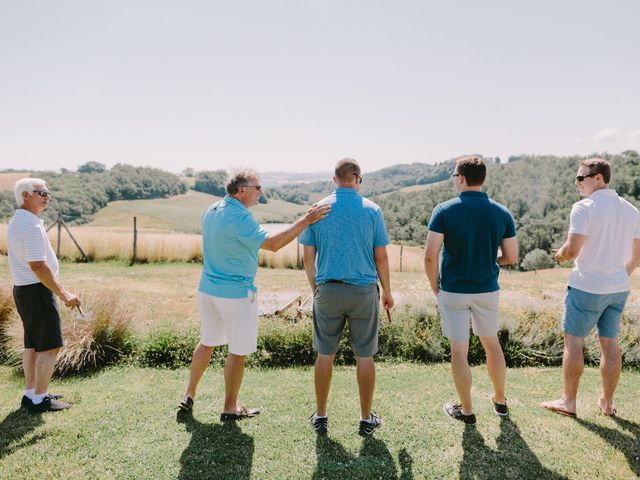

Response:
(0, 285), (16, 362)
(139, 328), (200, 368)
(521, 248), (556, 271)
(5, 289), (135, 375)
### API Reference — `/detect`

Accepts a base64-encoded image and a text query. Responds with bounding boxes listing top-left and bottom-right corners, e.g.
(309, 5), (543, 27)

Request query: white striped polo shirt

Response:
(7, 209), (59, 286)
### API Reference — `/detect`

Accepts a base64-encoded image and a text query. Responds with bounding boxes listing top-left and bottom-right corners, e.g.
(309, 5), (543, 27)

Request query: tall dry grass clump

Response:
(0, 284), (16, 360)
(6, 289), (134, 376)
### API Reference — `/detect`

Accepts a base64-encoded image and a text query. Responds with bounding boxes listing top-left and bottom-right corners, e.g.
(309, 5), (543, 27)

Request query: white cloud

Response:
(594, 128), (621, 143)
(628, 129), (640, 145)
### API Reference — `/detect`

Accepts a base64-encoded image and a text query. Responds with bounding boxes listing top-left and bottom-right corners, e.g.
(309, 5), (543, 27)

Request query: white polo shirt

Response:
(568, 189), (640, 294)
(7, 209), (59, 286)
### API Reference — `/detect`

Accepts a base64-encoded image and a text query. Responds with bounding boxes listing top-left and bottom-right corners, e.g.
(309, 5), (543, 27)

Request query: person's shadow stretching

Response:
(460, 417), (568, 480)
(176, 410), (254, 480)
(0, 409), (45, 460)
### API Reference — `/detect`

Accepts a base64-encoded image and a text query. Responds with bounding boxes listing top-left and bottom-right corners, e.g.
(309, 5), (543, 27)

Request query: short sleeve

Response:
(23, 225), (48, 262)
(299, 225), (315, 247)
(503, 210), (516, 238)
(372, 209), (389, 247)
(568, 202), (589, 235)
(427, 205), (444, 233)
(235, 211), (269, 251)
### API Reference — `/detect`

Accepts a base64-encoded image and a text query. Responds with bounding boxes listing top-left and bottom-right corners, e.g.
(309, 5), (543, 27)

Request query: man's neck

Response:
(20, 205), (41, 216)
(460, 186), (482, 193)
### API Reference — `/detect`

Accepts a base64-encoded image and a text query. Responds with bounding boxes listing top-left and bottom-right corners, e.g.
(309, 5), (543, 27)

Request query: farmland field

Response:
(0, 172), (31, 191)
(89, 190), (309, 232)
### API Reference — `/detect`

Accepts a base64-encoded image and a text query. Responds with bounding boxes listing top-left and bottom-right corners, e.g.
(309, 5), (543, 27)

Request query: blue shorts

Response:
(562, 286), (629, 338)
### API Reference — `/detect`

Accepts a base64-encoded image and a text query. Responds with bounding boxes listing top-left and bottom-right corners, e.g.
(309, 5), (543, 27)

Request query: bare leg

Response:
(314, 354), (335, 416)
(598, 336), (621, 415)
(450, 340), (473, 415)
(23, 348), (36, 390)
(355, 356), (376, 419)
(34, 348), (60, 395)
(223, 353), (246, 413)
(185, 343), (214, 399)
(479, 335), (506, 404)
(542, 334), (584, 414)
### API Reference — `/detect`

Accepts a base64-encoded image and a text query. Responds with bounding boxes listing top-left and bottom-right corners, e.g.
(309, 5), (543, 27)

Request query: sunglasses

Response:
(575, 173), (597, 183)
(32, 190), (52, 198)
(354, 173), (363, 185)
(242, 185), (262, 191)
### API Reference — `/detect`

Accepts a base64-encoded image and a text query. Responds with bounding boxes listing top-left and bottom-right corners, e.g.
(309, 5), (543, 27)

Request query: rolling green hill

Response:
(89, 190), (308, 232)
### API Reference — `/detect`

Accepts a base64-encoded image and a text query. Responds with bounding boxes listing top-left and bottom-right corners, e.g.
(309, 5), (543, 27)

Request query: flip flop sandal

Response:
(220, 405), (261, 421)
(542, 402), (577, 418)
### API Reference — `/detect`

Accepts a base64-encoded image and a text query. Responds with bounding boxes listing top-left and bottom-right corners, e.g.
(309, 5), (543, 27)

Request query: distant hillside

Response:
(267, 160), (457, 204)
(89, 190), (308, 232)
(376, 152), (640, 262)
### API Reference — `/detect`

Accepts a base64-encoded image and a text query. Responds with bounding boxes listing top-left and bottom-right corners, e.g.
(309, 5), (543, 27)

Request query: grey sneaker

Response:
(358, 412), (383, 437)
(309, 413), (328, 435)
(492, 397), (509, 416)
(443, 403), (476, 424)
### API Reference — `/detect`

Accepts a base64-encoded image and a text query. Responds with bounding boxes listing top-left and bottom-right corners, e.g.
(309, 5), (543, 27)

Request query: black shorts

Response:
(13, 283), (64, 352)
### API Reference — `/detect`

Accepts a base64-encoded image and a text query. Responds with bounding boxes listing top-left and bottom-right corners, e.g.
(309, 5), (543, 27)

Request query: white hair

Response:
(14, 177), (46, 206)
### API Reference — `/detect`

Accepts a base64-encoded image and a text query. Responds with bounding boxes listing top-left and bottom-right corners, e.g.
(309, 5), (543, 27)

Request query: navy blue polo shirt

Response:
(427, 191), (516, 294)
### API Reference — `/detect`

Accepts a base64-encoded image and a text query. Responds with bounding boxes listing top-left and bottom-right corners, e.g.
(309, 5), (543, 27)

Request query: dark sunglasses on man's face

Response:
(242, 185), (262, 191)
(575, 173), (597, 183)
(32, 190), (52, 198)
(354, 173), (363, 185)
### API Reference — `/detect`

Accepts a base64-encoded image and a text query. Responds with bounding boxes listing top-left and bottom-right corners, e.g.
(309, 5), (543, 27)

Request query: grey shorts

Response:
(312, 282), (380, 357)
(437, 290), (500, 342)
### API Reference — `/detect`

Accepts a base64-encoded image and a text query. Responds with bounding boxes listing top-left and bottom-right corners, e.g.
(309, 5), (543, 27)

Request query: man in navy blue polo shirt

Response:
(301, 158), (394, 436)
(178, 168), (329, 420)
(424, 156), (518, 424)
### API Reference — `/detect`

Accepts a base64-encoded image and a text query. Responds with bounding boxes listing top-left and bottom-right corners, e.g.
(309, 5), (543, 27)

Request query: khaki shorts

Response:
(437, 290), (500, 341)
(197, 290), (259, 355)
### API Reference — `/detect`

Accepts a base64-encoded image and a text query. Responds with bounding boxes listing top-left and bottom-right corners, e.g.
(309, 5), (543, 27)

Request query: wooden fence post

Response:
(56, 218), (61, 257)
(131, 216), (138, 265)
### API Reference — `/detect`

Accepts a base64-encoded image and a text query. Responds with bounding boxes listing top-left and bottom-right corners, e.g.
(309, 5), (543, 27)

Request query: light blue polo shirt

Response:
(428, 191), (516, 294)
(299, 188), (389, 286)
(198, 196), (269, 299)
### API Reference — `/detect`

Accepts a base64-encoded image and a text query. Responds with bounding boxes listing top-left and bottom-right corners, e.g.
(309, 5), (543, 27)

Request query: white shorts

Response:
(437, 290), (500, 342)
(196, 290), (259, 356)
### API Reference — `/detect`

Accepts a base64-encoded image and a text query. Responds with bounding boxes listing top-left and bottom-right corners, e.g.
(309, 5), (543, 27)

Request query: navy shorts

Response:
(13, 283), (64, 352)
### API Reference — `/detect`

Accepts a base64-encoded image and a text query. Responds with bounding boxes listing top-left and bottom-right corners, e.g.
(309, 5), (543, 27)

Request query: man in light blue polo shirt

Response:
(424, 156), (518, 425)
(301, 158), (394, 437)
(179, 168), (329, 420)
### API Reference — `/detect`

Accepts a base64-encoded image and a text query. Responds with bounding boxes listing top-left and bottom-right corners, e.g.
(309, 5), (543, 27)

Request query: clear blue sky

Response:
(1, 0), (639, 173)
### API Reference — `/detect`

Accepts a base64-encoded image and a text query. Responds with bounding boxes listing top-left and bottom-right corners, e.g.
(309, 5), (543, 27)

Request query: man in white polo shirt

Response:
(542, 158), (640, 417)
(7, 178), (80, 412)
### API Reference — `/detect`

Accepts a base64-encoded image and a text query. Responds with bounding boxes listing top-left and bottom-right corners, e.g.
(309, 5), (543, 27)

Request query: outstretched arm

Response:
(261, 204), (330, 252)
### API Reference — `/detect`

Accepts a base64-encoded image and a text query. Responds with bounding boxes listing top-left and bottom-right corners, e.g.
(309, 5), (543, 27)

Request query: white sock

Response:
(361, 414), (372, 422)
(313, 413), (327, 420)
(32, 392), (47, 405)
(25, 388), (35, 400)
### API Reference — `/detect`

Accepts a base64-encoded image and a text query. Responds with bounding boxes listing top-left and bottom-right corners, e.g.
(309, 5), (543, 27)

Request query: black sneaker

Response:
(309, 413), (328, 435)
(21, 393), (63, 409)
(443, 403), (476, 424)
(359, 412), (383, 437)
(178, 396), (194, 412)
(492, 397), (509, 417)
(28, 394), (72, 413)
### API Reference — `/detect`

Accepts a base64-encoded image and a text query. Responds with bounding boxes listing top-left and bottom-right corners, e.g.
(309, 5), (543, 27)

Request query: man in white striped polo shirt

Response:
(7, 178), (80, 412)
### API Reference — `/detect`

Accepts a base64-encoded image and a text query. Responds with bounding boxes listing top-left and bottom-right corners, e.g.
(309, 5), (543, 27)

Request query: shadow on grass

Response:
(575, 416), (640, 477)
(176, 411), (254, 480)
(0, 408), (45, 460)
(460, 417), (568, 480)
(312, 435), (413, 479)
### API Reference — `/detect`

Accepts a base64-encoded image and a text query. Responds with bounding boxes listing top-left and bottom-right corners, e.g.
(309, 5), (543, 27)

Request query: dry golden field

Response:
(0, 223), (425, 269)
(0, 172), (31, 191)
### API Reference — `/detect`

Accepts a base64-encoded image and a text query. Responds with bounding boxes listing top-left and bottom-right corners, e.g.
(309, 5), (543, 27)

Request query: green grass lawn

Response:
(1, 364), (639, 479)
(89, 190), (308, 232)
